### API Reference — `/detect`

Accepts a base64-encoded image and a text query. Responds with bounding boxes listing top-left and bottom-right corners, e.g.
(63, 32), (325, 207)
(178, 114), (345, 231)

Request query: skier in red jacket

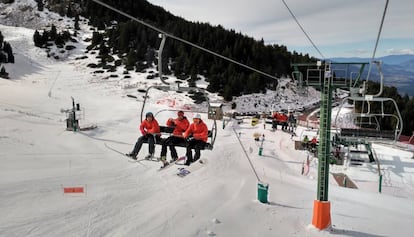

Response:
(159, 110), (190, 167)
(183, 113), (209, 165)
(127, 112), (160, 160)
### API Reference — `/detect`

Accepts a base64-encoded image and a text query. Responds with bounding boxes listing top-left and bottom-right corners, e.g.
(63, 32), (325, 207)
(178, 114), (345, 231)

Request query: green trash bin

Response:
(257, 182), (269, 203)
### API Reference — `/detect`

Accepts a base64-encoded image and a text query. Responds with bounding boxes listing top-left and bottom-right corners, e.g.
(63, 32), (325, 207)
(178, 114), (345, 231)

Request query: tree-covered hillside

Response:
(78, 0), (315, 100)
(36, 0), (414, 136)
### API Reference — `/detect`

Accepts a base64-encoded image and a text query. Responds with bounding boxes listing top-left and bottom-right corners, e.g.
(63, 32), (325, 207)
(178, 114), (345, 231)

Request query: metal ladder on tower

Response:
(317, 61), (333, 201)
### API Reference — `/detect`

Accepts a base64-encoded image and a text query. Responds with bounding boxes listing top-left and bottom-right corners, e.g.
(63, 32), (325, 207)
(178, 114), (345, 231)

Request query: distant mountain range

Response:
(330, 55), (414, 96)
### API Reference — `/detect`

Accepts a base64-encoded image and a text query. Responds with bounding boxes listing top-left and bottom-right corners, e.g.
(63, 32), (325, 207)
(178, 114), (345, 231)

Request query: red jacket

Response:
(279, 114), (288, 123)
(272, 112), (288, 123)
(140, 119), (160, 135)
(184, 120), (208, 142)
(167, 117), (190, 137)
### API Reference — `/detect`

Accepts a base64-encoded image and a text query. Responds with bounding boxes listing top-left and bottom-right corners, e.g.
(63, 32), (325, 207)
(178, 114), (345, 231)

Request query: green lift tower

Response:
(292, 61), (369, 230)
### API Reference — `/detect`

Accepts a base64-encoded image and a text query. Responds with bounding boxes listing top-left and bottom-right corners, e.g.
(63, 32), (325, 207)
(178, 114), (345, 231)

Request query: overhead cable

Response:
(281, 0), (325, 59)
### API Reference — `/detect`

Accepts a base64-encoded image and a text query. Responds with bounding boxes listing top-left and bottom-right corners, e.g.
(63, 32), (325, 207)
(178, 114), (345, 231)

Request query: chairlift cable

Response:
(90, 0), (279, 81)
(281, 0), (325, 59)
(233, 128), (261, 182)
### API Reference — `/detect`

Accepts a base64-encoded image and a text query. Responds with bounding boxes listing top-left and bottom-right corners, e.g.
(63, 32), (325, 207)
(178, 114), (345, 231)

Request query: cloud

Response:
(148, 0), (414, 57)
(385, 48), (414, 55)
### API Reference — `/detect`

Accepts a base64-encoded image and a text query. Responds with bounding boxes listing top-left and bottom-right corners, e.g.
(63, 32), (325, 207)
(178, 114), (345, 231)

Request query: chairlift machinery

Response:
(287, 0), (392, 229)
(292, 61), (402, 142)
(291, 59), (403, 206)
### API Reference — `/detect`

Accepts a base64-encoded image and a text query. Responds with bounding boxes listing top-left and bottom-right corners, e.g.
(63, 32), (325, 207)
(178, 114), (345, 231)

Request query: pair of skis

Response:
(105, 143), (146, 162)
(105, 143), (206, 176)
(105, 143), (185, 167)
(157, 156), (186, 171)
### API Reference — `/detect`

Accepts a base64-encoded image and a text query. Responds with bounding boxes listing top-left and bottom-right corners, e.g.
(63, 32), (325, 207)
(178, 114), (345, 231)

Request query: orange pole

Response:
(312, 200), (331, 230)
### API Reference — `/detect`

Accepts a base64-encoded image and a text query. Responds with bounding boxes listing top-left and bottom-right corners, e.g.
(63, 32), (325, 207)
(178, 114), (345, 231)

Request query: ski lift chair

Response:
(140, 85), (217, 150)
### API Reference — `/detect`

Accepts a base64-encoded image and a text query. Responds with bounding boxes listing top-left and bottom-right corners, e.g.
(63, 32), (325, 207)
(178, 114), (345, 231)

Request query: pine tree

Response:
(0, 52), (6, 63)
(223, 85), (233, 101)
(66, 4), (73, 18)
(50, 25), (57, 41)
(91, 31), (103, 47)
(36, 0), (44, 11)
(74, 14), (80, 31)
(0, 65), (8, 78)
(126, 49), (138, 68)
(2, 42), (14, 63)
(33, 30), (42, 47)
(99, 41), (109, 57)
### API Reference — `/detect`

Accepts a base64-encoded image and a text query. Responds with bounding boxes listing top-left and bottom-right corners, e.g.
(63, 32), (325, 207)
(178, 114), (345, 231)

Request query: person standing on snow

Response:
(302, 135), (309, 149)
(183, 113), (208, 166)
(310, 136), (318, 151)
(159, 110), (190, 167)
(127, 112), (160, 160)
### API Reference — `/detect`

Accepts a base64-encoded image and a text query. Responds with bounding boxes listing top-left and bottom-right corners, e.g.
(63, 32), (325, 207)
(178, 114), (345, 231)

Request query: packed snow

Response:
(1, 1), (414, 236)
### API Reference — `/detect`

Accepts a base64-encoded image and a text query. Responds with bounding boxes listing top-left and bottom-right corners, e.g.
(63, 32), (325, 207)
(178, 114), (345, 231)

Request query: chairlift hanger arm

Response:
(158, 34), (168, 85)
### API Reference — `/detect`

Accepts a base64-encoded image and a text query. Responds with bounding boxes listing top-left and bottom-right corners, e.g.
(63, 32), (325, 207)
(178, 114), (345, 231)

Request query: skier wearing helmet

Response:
(183, 113), (208, 165)
(127, 112), (160, 160)
(159, 110), (190, 168)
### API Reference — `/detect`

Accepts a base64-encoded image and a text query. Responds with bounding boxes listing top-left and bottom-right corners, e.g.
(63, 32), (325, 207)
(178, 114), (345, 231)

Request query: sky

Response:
(2, 1), (414, 236)
(147, 0), (414, 58)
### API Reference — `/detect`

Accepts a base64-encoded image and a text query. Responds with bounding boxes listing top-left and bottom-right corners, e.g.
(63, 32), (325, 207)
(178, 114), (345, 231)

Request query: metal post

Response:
(71, 97), (77, 132)
(311, 63), (333, 230)
(259, 134), (264, 156)
(379, 174), (383, 193)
